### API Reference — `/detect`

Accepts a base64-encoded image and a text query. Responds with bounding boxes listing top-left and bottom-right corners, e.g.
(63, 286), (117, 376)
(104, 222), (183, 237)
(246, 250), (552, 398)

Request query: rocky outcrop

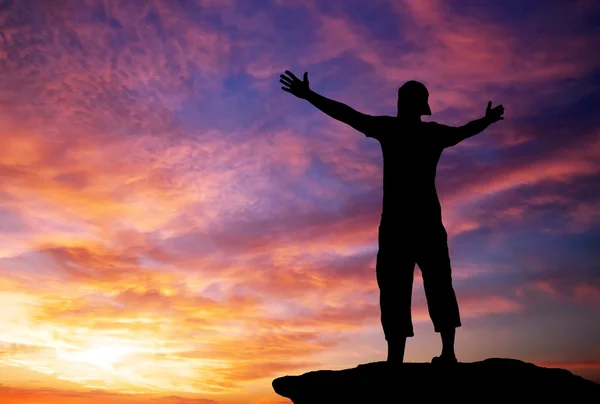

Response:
(272, 358), (600, 403)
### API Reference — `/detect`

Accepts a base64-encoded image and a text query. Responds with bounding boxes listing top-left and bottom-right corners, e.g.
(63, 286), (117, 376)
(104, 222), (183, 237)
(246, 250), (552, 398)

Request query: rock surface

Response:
(272, 358), (600, 403)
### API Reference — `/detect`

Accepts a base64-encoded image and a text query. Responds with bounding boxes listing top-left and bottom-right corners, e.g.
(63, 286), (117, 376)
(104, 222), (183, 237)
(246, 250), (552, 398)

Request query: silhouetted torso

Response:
(367, 117), (447, 228)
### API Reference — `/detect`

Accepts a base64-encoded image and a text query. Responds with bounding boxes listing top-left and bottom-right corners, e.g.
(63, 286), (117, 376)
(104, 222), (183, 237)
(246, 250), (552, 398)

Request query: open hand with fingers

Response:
(485, 101), (504, 123)
(280, 70), (311, 99)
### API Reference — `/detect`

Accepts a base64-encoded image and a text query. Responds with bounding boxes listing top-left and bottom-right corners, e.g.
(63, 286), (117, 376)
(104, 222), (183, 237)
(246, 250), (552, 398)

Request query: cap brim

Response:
(423, 103), (432, 116)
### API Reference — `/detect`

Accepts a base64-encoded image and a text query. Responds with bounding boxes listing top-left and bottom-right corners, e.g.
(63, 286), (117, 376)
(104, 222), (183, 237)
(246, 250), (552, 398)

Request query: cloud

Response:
(1, 0), (599, 401)
(0, 387), (218, 404)
(516, 278), (600, 309)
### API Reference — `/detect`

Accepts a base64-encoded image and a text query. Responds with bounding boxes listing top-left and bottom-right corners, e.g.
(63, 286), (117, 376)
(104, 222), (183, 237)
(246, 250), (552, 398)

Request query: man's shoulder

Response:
(372, 115), (396, 123)
(423, 120), (442, 128)
(423, 120), (454, 132)
(372, 115), (397, 130)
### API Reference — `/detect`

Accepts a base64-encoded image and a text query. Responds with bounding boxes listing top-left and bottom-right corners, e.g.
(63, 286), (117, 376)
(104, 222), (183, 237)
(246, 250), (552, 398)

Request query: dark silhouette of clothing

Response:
(364, 118), (463, 339)
(377, 216), (460, 339)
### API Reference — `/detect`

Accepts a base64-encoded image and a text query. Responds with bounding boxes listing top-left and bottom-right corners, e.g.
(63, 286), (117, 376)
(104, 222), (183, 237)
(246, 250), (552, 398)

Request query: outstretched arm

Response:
(443, 102), (505, 147)
(280, 70), (375, 135)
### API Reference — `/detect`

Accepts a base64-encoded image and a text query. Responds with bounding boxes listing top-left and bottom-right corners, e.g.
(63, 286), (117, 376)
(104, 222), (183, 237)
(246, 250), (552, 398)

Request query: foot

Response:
(431, 354), (458, 365)
(386, 354), (404, 364)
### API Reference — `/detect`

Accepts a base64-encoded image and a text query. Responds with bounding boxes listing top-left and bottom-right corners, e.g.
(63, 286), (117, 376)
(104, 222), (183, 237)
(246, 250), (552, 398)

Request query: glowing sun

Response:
(74, 344), (134, 370)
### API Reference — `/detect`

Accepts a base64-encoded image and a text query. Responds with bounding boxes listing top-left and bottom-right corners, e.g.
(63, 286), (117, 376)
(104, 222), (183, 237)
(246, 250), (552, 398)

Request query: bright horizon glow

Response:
(0, 0), (599, 403)
(64, 345), (135, 371)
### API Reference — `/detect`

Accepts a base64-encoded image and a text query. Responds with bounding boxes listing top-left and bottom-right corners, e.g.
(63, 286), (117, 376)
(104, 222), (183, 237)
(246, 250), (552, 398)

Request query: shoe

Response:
(431, 355), (458, 365)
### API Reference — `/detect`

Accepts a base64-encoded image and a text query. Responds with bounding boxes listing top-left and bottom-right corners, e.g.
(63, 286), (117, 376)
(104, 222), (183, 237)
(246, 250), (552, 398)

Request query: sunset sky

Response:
(1, 0), (599, 402)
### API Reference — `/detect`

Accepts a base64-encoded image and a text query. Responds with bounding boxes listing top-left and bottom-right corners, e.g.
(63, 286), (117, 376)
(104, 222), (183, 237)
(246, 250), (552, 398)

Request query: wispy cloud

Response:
(1, 0), (599, 402)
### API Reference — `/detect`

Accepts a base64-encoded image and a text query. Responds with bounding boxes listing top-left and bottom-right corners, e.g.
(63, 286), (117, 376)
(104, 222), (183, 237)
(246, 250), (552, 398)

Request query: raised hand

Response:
(485, 101), (504, 123)
(280, 70), (310, 99)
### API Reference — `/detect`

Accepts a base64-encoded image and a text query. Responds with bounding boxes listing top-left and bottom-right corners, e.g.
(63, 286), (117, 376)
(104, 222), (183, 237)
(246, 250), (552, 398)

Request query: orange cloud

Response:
(0, 387), (218, 404)
(1, 0), (599, 402)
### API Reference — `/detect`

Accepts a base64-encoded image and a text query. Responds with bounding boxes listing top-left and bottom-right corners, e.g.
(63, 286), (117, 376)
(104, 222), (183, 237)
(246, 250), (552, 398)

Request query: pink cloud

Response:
(1, 0), (599, 400)
(516, 279), (600, 309)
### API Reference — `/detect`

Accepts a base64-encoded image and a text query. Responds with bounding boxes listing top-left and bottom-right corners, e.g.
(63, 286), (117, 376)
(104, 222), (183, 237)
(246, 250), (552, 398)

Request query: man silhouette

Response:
(280, 70), (504, 364)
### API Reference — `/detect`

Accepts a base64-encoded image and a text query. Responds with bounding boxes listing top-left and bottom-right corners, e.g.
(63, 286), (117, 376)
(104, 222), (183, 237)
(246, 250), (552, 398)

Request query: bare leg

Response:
(440, 328), (456, 359)
(431, 328), (457, 364)
(387, 337), (407, 363)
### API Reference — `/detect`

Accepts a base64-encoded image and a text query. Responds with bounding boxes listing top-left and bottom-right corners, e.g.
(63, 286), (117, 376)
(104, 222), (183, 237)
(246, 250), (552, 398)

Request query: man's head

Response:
(397, 80), (431, 117)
